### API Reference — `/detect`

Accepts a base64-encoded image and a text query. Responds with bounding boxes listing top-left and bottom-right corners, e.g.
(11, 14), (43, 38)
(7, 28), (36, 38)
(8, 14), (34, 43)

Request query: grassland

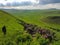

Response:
(0, 10), (24, 45)
(4, 9), (60, 29)
(0, 9), (60, 45)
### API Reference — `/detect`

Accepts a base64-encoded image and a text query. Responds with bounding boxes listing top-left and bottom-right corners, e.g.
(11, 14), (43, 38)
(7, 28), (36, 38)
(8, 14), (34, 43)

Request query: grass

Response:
(0, 10), (24, 45)
(0, 9), (60, 45)
(4, 9), (60, 28)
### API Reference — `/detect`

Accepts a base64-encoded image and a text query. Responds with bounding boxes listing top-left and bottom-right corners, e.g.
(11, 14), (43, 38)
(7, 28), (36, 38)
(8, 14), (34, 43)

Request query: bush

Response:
(15, 31), (32, 45)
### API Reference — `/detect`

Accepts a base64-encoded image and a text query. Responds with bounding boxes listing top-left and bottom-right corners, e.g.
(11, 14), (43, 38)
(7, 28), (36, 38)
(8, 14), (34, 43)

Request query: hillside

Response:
(0, 10), (24, 45)
(3, 9), (60, 28)
(0, 9), (60, 45)
(0, 10), (50, 45)
(43, 16), (60, 24)
(0, 10), (23, 30)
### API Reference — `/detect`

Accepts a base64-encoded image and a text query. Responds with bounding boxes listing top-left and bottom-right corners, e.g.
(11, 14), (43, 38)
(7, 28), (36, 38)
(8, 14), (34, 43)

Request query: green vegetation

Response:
(0, 9), (60, 45)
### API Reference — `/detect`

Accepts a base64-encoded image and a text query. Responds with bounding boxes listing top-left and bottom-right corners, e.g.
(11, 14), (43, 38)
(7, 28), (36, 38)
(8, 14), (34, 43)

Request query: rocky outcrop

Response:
(18, 20), (56, 42)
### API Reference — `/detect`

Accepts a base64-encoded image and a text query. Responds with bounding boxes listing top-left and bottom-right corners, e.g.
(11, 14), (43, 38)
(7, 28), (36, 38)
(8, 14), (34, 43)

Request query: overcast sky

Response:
(0, 0), (60, 9)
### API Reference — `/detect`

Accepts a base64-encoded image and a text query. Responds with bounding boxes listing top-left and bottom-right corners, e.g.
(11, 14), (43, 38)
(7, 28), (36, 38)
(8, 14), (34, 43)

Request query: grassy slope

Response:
(0, 10), (47, 45)
(4, 9), (60, 29)
(0, 10), (24, 45)
(2, 9), (60, 45)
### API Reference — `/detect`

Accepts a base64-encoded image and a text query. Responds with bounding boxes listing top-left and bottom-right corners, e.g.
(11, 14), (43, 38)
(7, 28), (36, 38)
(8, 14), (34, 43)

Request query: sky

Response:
(0, 0), (60, 9)
(0, 0), (38, 4)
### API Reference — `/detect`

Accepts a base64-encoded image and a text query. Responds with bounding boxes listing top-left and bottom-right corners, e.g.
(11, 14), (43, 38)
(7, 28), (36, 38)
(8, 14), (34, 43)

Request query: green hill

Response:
(43, 16), (60, 24)
(0, 10), (24, 45)
(1, 9), (60, 45)
(0, 10), (24, 31)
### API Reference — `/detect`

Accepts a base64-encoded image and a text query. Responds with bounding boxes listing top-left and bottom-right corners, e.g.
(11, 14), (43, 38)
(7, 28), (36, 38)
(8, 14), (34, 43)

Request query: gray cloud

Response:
(19, 1), (32, 6)
(0, 0), (60, 9)
(11, 0), (60, 6)
(1, 0), (60, 6)
(1, 1), (32, 6)
(39, 0), (60, 4)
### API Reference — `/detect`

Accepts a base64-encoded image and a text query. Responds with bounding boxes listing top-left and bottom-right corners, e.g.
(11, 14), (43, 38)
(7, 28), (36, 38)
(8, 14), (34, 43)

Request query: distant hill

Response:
(2, 9), (60, 25)
(47, 8), (57, 10)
